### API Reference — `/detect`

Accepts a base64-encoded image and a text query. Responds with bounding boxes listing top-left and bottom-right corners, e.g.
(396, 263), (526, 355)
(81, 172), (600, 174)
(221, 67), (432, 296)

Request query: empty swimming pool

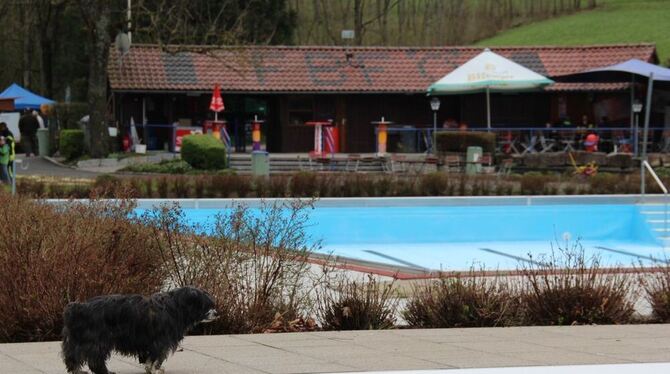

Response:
(137, 196), (668, 272)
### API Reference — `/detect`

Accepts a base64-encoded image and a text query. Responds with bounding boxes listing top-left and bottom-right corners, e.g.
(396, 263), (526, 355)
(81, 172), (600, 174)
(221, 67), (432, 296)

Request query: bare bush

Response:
(640, 262), (670, 322)
(140, 199), (321, 334)
(317, 272), (397, 330)
(520, 243), (636, 325)
(0, 194), (163, 342)
(403, 272), (519, 328)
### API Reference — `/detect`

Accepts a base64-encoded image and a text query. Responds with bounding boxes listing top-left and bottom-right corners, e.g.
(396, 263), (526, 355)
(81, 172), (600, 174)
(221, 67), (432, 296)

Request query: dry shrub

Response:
(588, 173), (622, 194)
(194, 176), (207, 198)
(520, 172), (550, 195)
(156, 176), (170, 198)
(289, 172), (319, 197)
(640, 263), (670, 322)
(520, 244), (635, 325)
(419, 173), (448, 196)
(140, 200), (320, 334)
(210, 173), (251, 198)
(403, 273), (518, 328)
(172, 176), (191, 198)
(317, 273), (397, 330)
(16, 178), (47, 197)
(0, 194), (163, 342)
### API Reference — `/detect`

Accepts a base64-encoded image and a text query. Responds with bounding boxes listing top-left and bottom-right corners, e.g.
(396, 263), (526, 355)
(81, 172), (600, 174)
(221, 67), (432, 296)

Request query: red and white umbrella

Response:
(209, 84), (225, 120)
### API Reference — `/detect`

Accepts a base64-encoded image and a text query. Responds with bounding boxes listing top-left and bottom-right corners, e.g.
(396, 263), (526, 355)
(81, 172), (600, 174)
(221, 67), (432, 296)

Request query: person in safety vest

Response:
(0, 122), (15, 177)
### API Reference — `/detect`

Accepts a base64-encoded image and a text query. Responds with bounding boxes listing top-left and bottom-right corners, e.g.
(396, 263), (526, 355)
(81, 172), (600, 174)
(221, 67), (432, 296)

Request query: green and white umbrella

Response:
(427, 48), (554, 129)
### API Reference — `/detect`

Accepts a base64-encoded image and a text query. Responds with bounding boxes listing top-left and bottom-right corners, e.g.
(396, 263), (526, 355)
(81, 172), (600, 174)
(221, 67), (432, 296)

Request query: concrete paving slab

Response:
(0, 325), (669, 373)
(333, 362), (670, 374)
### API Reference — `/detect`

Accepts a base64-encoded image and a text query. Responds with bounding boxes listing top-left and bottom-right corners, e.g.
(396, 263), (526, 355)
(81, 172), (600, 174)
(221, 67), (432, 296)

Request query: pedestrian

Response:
(0, 122), (16, 177)
(0, 136), (10, 184)
(18, 109), (39, 157)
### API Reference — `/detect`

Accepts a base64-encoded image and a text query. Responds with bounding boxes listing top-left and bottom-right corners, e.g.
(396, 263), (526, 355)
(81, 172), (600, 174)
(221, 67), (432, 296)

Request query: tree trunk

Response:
(81, 1), (112, 157)
(21, 3), (33, 89)
(353, 0), (364, 45)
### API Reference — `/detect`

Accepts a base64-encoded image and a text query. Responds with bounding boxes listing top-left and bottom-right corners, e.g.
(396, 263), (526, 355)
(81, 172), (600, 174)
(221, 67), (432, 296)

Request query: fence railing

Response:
(380, 125), (670, 155)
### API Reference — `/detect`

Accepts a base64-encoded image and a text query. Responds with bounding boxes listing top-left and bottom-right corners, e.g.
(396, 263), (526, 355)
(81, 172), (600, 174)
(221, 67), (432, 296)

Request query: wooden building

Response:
(108, 44), (659, 153)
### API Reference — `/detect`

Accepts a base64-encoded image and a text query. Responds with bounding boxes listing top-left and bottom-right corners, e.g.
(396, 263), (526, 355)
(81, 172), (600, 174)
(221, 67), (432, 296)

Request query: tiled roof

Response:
(108, 44), (657, 93)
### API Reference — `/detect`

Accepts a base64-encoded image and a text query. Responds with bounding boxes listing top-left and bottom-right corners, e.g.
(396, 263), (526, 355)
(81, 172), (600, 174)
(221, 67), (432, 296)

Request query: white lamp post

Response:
(633, 100), (643, 157)
(430, 97), (441, 154)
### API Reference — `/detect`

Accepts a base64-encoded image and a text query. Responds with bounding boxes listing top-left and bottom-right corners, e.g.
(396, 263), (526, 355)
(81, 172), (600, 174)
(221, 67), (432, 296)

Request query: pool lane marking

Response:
(362, 250), (429, 271)
(595, 246), (670, 264)
(479, 248), (548, 267)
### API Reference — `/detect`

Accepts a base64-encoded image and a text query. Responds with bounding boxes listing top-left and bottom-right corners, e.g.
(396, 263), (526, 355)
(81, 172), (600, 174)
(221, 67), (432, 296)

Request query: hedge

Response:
(59, 129), (85, 160)
(181, 134), (227, 170)
(436, 132), (496, 154)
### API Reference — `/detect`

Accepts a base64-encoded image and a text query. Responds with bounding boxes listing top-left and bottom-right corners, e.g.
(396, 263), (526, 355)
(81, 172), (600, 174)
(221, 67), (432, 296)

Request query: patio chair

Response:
(520, 132), (539, 155)
(559, 130), (576, 152)
(612, 130), (632, 154)
(497, 158), (513, 177)
(662, 131), (670, 153)
(421, 155), (439, 173)
(477, 153), (495, 174)
(307, 151), (332, 171)
(345, 154), (361, 172)
(538, 132), (557, 153)
(388, 154), (407, 173)
(444, 154), (462, 173)
(498, 131), (521, 155)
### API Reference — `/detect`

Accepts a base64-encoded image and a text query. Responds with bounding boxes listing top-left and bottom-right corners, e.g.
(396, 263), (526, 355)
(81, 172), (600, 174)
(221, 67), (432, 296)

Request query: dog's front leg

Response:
(143, 360), (153, 374)
(144, 359), (164, 374)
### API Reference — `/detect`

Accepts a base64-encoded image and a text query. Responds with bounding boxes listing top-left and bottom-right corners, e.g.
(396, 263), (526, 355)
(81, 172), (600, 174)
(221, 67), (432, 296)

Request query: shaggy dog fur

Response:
(61, 287), (217, 374)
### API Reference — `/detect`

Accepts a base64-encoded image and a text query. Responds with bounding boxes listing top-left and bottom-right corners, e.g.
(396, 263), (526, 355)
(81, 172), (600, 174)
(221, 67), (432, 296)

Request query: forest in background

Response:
(0, 0), (595, 102)
(289, 0), (595, 46)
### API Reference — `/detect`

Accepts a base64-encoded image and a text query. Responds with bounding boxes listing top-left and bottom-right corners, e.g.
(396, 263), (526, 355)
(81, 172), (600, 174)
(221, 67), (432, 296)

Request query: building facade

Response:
(108, 44), (659, 153)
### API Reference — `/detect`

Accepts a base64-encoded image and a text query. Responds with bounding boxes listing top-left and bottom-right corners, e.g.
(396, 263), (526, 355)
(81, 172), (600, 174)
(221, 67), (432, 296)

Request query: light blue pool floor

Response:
(323, 240), (668, 271)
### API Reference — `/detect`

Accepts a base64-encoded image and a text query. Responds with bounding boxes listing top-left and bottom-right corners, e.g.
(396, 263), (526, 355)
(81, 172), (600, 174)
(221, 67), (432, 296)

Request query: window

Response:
(288, 96), (314, 126)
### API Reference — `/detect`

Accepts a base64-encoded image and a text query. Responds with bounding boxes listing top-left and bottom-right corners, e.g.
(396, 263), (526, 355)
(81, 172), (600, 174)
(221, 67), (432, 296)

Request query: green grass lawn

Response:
(477, 0), (670, 65)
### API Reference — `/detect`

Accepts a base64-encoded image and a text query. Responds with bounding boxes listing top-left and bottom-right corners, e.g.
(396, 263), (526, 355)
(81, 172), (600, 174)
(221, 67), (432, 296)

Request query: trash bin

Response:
(251, 151), (270, 177)
(465, 146), (483, 175)
(37, 128), (50, 156)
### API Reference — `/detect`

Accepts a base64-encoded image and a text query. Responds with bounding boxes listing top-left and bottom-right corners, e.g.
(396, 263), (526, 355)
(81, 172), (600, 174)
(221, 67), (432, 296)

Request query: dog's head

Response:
(171, 287), (218, 325)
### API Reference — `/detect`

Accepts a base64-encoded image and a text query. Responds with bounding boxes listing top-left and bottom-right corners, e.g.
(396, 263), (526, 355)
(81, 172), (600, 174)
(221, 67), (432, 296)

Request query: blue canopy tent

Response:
(555, 59), (670, 194)
(0, 83), (55, 110)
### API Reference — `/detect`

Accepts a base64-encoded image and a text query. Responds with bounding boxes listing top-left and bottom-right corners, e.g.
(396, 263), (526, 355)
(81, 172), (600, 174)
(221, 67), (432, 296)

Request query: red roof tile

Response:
(108, 44), (657, 93)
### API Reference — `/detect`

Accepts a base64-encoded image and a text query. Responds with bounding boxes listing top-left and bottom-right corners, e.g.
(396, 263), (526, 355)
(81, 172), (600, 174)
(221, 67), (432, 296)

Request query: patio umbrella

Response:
(427, 48), (554, 130)
(209, 84), (225, 121)
(553, 59), (670, 158)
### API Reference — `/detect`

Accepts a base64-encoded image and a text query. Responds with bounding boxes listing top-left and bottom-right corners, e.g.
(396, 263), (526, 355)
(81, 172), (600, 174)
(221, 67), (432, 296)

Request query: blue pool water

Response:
(154, 203), (667, 271)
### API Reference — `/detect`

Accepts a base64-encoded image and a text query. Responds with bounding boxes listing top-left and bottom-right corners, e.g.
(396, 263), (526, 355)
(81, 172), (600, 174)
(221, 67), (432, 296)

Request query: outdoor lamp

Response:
(430, 97), (441, 111)
(632, 100), (643, 113)
(430, 97), (440, 155)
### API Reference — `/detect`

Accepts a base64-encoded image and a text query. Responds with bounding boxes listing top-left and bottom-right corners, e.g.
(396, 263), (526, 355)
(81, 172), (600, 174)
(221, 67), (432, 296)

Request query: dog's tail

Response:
(62, 302), (87, 372)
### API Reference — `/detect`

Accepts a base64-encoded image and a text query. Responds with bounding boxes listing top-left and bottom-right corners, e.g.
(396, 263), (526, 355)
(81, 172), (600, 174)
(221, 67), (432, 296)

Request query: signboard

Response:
(174, 126), (202, 152)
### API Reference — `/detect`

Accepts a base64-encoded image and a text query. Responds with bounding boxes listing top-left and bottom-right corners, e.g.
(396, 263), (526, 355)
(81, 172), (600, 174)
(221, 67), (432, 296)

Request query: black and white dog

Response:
(61, 287), (218, 374)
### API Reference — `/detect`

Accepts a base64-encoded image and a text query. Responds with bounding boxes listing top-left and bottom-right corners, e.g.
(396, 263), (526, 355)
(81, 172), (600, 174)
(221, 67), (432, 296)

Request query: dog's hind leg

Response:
(62, 338), (86, 374)
(88, 358), (114, 374)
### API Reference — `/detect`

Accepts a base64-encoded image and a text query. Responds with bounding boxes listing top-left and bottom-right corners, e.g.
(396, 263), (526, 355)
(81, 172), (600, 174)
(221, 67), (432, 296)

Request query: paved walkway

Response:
(15, 156), (101, 179)
(1, 325), (669, 373)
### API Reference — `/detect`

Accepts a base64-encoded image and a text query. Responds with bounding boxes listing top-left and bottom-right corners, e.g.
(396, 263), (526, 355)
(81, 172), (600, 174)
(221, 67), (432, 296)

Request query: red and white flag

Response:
(209, 84), (225, 112)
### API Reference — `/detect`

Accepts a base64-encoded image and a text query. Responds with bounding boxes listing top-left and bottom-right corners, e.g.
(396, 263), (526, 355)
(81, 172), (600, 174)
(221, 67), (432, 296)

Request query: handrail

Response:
(642, 160), (668, 248)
